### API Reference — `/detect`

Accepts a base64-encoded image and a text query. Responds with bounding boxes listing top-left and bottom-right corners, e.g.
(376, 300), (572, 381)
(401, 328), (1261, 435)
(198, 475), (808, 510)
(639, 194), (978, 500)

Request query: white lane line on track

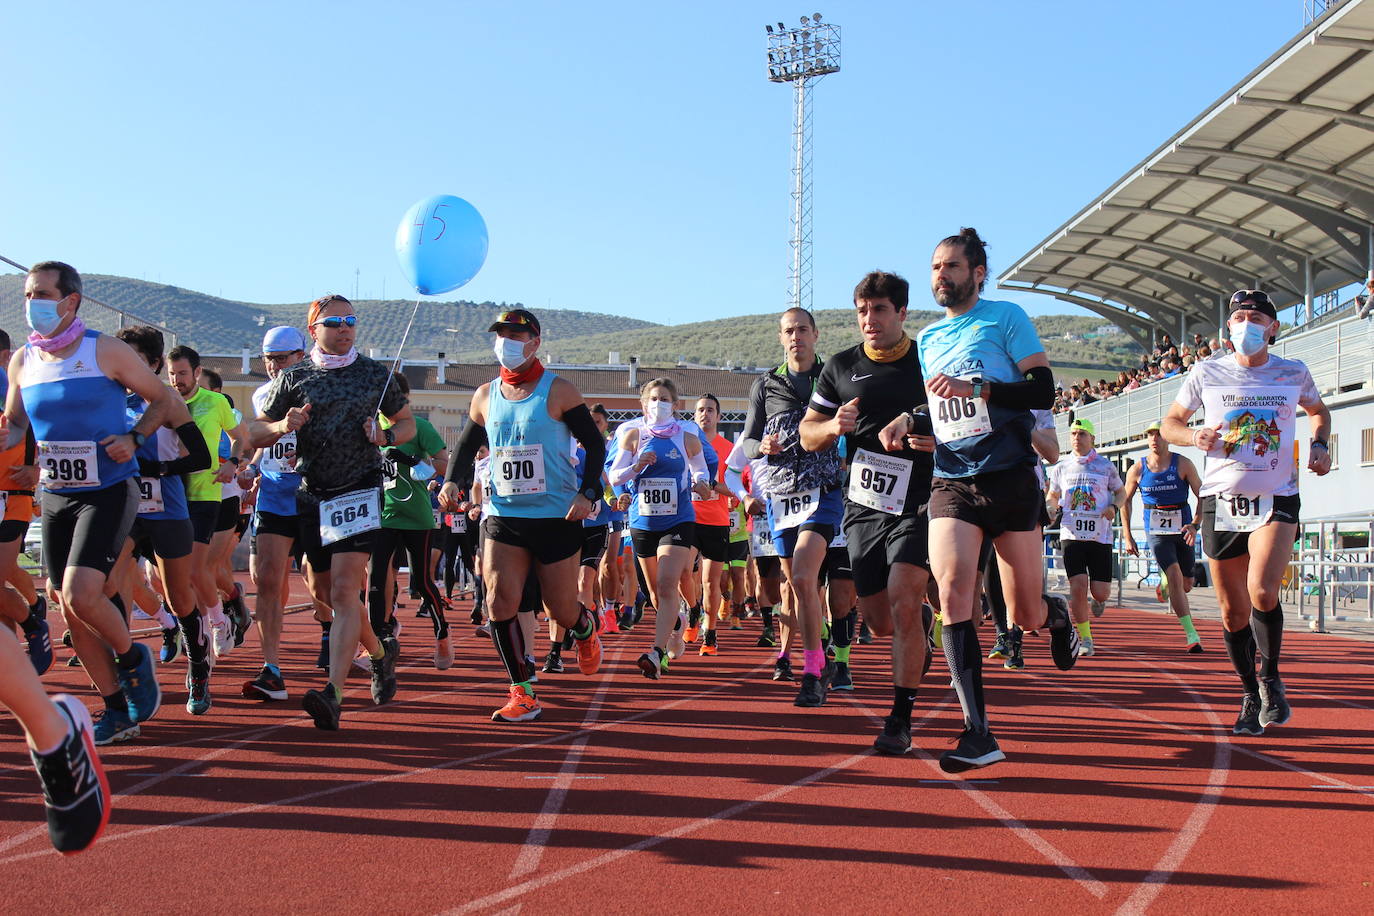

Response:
(508, 645), (623, 879)
(0, 661), (775, 866)
(434, 694), (958, 916)
(843, 697), (1108, 900)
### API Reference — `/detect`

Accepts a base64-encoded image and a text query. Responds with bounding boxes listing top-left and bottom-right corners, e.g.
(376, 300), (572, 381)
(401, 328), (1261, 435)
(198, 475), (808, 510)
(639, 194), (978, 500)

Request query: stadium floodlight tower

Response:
(765, 13), (840, 312)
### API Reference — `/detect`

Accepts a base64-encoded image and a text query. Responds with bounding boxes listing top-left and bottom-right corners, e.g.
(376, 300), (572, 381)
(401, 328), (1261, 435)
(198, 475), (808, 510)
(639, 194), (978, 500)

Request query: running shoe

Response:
(316, 630), (330, 669)
(186, 676), (212, 715)
(698, 637), (718, 657)
(1044, 594), (1080, 671)
(416, 605), (433, 619)
(743, 597), (759, 618)
(26, 617), (54, 676)
(229, 583), (253, 647)
(1003, 637), (1025, 670)
(1233, 693), (1264, 736)
(469, 606), (484, 626)
(603, 612), (620, 635)
(617, 609), (634, 632)
(303, 685), (342, 730)
(525, 657), (539, 684)
(474, 624), (491, 639)
(542, 650), (564, 674)
(1258, 677), (1291, 727)
(1155, 578), (1170, 603)
(939, 724), (1005, 773)
(794, 673), (827, 707)
(637, 649), (663, 680)
(210, 615), (234, 659)
(755, 626), (777, 648)
(492, 685), (542, 723)
(1077, 637), (1095, 658)
(434, 635), (454, 670)
(32, 696), (110, 855)
(1090, 598), (1107, 618)
(858, 618), (874, 645)
(987, 633), (1011, 660)
(370, 637), (400, 705)
(683, 625), (700, 645)
(666, 611), (687, 659)
(1187, 641), (1204, 654)
(115, 642), (161, 724)
(728, 615), (744, 630)
(873, 715), (912, 755)
(829, 661), (853, 691)
(352, 648), (372, 673)
(92, 708), (139, 746)
(242, 667), (288, 701)
(771, 657), (794, 682)
(158, 618), (181, 664)
(575, 626), (603, 676)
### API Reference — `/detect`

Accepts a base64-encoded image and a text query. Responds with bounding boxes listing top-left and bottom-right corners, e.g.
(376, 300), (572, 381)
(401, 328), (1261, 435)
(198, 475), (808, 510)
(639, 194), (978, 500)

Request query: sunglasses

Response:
(498, 310), (534, 327)
(313, 315), (357, 329)
(1229, 289), (1273, 308)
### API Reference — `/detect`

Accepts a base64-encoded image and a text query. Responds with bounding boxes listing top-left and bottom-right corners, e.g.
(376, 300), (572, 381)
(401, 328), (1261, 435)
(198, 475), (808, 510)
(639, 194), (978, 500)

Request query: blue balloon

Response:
(394, 194), (489, 295)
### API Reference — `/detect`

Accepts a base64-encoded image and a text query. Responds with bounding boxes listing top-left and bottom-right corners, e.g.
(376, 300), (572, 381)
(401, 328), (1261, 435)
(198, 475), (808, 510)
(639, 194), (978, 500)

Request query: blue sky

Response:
(0, 0), (1311, 327)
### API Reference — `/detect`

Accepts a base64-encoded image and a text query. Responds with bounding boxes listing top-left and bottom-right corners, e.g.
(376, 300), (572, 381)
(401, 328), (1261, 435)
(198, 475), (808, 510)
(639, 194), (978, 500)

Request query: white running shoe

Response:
(1078, 637), (1096, 658)
(210, 617), (234, 659)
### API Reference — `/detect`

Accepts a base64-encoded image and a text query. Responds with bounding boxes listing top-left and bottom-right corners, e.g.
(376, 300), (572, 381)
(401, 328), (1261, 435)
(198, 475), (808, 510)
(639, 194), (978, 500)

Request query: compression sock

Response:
(891, 685), (917, 722)
(570, 605), (597, 641)
(1076, 621), (1092, 641)
(831, 609), (855, 664)
(182, 610), (210, 677)
(102, 690), (129, 714)
(688, 603), (703, 628)
(704, 629), (717, 647)
(760, 606), (774, 629)
(803, 648), (824, 677)
(1251, 605), (1284, 679)
(942, 620), (988, 732)
(1223, 625), (1260, 694)
(1179, 614), (1200, 645)
(492, 616), (532, 694)
(19, 607), (42, 636)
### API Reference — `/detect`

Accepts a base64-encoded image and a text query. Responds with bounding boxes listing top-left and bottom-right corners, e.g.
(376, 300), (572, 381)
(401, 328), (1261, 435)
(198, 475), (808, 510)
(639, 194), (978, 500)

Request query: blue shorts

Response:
(1149, 534), (1196, 579)
(767, 488), (844, 559)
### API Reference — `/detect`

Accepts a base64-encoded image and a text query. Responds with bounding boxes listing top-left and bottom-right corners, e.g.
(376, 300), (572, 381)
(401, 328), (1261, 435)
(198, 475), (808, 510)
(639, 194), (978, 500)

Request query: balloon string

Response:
(374, 296), (424, 417)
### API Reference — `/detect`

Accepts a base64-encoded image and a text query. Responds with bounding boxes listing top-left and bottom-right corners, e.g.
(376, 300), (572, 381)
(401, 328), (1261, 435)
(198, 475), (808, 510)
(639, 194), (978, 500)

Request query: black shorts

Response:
(41, 479), (138, 581)
(976, 535), (995, 574)
(254, 509), (299, 541)
(187, 500), (219, 545)
(630, 522), (697, 559)
(0, 518), (29, 544)
(130, 516), (194, 561)
(1062, 539), (1114, 582)
(297, 494), (379, 573)
(482, 514), (583, 565)
(1149, 534), (1196, 579)
(727, 539), (749, 567)
(696, 523), (730, 563)
(580, 524), (609, 568)
(845, 510), (930, 598)
(215, 495), (241, 533)
(821, 544), (852, 583)
(927, 465), (1042, 538)
(755, 555), (782, 579)
(1200, 493), (1301, 562)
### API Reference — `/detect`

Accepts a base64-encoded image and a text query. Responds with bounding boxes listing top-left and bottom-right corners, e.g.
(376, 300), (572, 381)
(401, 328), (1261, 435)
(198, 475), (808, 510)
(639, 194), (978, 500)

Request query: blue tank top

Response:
(126, 394), (189, 521)
(1139, 453), (1192, 530)
(486, 371), (577, 519)
(251, 382), (300, 517)
(20, 331), (136, 493)
(627, 426), (695, 531)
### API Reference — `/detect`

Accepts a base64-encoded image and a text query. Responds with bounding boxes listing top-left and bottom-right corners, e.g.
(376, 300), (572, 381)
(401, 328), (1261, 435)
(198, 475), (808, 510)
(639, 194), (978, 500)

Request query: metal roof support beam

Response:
(1037, 251), (1221, 308)
(1097, 203), (1312, 291)
(1234, 95), (1374, 133)
(1026, 273), (1195, 330)
(1000, 282), (1158, 352)
(1065, 231), (1275, 295)
(1177, 143), (1374, 217)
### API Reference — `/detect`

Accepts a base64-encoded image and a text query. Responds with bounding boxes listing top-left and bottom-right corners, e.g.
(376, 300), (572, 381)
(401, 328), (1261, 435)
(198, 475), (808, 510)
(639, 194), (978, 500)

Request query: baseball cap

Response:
(262, 326), (306, 354)
(1144, 420), (1162, 433)
(487, 308), (541, 336)
(1069, 418), (1095, 436)
(1228, 289), (1278, 321)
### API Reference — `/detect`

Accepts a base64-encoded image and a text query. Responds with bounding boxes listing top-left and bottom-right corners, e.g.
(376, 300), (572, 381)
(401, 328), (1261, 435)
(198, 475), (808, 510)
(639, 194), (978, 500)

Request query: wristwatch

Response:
(383, 427), (396, 446)
(971, 380), (985, 399)
(130, 430), (147, 449)
(1310, 439), (1328, 451)
(580, 485), (601, 502)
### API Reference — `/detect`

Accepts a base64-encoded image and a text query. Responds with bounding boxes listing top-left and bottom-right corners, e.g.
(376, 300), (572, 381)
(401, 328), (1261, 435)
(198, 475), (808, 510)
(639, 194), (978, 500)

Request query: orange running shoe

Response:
(684, 626), (700, 644)
(575, 629), (603, 675)
(492, 685), (542, 723)
(603, 612), (620, 634)
(698, 642), (717, 656)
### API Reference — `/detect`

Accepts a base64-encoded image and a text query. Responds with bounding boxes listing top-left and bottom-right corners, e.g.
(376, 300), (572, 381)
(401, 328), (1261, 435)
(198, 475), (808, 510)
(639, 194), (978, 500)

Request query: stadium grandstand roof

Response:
(999, 0), (1374, 349)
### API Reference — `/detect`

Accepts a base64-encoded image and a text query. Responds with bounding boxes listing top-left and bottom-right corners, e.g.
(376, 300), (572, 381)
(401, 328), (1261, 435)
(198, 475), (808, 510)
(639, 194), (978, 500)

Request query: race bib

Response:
(930, 386), (992, 443)
(1216, 493), (1271, 533)
(137, 477), (164, 515)
(847, 449), (912, 515)
(448, 512), (468, 534)
(1062, 510), (1110, 543)
(638, 477), (678, 517)
(319, 488), (381, 545)
(492, 445), (547, 497)
(1149, 507), (1183, 533)
(260, 433), (296, 475)
(770, 488), (819, 531)
(729, 507), (745, 538)
(750, 523), (778, 557)
(829, 526), (848, 549)
(38, 440), (101, 489)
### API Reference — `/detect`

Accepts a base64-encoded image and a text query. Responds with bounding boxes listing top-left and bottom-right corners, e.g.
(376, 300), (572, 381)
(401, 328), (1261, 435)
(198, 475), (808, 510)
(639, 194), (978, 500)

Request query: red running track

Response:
(1, 586), (1372, 914)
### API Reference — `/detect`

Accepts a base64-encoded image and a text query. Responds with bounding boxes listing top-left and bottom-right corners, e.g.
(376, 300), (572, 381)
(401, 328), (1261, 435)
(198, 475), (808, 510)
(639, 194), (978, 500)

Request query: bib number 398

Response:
(320, 488), (381, 545)
(38, 440), (101, 489)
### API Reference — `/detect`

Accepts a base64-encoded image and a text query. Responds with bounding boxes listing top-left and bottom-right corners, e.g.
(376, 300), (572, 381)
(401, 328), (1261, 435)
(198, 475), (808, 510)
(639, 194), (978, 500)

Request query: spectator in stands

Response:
(1192, 332), (1205, 349)
(1160, 357), (1181, 378)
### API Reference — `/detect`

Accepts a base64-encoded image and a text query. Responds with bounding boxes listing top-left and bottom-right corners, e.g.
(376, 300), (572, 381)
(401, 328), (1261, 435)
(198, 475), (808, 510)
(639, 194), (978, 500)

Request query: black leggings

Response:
(369, 527), (449, 638)
(442, 527), (478, 596)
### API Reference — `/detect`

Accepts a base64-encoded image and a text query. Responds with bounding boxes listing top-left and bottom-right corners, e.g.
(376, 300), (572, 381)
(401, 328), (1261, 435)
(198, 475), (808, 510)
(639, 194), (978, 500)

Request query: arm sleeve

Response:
(607, 434), (639, 487)
(702, 439), (719, 482)
(986, 365), (1055, 410)
(686, 436), (710, 483)
(23, 426), (35, 465)
(444, 420), (488, 491)
(561, 404), (605, 494)
(157, 422), (213, 477)
(740, 377), (768, 460)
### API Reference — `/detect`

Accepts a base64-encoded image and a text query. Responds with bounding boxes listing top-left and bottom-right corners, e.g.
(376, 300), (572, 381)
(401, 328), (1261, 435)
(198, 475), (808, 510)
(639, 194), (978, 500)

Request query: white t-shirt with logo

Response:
(1048, 451), (1122, 545)
(1174, 353), (1319, 498)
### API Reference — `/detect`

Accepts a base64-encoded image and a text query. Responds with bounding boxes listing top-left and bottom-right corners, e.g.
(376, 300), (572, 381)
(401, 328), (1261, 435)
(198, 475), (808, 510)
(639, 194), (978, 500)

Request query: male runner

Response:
(800, 273), (934, 749)
(438, 309), (605, 722)
(1046, 418), (1123, 657)
(1121, 420), (1204, 652)
(0, 328), (49, 674)
(1162, 289), (1330, 734)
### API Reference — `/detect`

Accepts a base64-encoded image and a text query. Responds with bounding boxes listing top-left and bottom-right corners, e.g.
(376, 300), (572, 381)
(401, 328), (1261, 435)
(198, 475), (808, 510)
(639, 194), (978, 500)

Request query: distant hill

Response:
(487, 309), (1143, 376)
(0, 274), (656, 356)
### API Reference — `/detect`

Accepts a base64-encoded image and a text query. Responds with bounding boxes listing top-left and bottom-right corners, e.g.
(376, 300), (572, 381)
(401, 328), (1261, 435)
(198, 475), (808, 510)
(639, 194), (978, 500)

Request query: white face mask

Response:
(1229, 320), (1269, 357)
(25, 297), (64, 336)
(647, 400), (674, 425)
(493, 336), (529, 371)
